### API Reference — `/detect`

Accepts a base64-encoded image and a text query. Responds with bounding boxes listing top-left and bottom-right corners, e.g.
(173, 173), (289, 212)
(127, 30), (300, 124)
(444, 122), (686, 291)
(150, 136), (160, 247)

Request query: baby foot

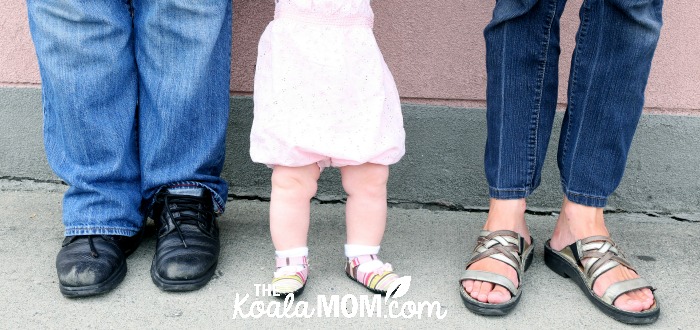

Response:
(272, 255), (308, 297)
(345, 254), (400, 295)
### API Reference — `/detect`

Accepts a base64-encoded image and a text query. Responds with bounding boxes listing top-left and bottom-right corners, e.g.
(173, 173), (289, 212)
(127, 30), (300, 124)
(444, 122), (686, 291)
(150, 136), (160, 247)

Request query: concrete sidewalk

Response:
(1, 179), (698, 329)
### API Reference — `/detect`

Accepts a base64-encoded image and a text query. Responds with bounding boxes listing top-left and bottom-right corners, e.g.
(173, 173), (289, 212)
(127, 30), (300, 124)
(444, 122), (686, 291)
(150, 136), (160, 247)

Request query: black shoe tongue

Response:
(167, 187), (205, 218)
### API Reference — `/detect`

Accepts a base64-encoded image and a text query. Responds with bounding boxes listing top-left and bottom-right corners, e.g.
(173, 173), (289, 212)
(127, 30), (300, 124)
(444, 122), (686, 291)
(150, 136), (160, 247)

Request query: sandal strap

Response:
(572, 236), (637, 288)
(275, 255), (308, 268)
(273, 256), (309, 294)
(461, 230), (532, 292)
(348, 254), (378, 269)
(601, 278), (654, 305)
(466, 230), (527, 274)
(346, 255), (399, 292)
(460, 270), (518, 295)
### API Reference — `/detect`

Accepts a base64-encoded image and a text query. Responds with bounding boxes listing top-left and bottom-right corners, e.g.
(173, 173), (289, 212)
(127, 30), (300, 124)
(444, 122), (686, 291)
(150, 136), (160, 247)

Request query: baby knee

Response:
(271, 167), (319, 198)
(341, 165), (389, 197)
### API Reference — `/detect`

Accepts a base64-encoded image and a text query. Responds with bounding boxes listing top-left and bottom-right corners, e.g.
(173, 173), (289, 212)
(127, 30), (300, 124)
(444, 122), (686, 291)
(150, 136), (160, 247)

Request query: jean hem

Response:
(564, 189), (607, 208)
(489, 186), (532, 200)
(150, 181), (226, 215)
(65, 227), (141, 237)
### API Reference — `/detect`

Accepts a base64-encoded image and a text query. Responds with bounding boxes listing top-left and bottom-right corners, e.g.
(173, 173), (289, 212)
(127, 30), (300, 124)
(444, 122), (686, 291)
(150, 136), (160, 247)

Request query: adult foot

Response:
(151, 188), (220, 291)
(56, 232), (142, 297)
(462, 199), (531, 304)
(548, 197), (655, 312)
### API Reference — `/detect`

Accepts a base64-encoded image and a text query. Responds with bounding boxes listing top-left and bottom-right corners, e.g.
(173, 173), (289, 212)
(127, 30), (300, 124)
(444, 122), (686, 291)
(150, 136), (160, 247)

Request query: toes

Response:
(478, 282), (494, 302)
(629, 288), (655, 310)
(640, 288), (655, 309)
(614, 294), (644, 312)
(592, 265), (657, 312)
(487, 286), (512, 304)
(470, 281), (483, 299)
(641, 288), (654, 300)
(629, 289), (645, 303)
(462, 279), (474, 293)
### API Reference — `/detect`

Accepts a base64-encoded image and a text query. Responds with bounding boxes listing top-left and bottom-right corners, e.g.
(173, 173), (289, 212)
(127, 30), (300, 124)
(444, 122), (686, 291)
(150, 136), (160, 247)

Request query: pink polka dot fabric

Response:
(250, 0), (405, 169)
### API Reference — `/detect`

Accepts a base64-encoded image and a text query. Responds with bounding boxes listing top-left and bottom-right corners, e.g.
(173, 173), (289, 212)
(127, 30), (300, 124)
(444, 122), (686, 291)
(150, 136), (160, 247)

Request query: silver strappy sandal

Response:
(544, 236), (659, 324)
(459, 230), (534, 316)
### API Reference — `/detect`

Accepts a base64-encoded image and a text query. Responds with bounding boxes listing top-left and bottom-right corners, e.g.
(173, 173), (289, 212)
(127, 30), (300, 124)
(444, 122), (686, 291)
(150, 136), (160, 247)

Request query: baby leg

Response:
(269, 164), (319, 297)
(270, 164), (320, 250)
(340, 163), (389, 245)
(340, 163), (400, 294)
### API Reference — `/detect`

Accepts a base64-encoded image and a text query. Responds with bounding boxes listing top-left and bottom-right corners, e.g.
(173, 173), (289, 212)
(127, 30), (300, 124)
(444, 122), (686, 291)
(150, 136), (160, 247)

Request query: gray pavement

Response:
(1, 179), (698, 329)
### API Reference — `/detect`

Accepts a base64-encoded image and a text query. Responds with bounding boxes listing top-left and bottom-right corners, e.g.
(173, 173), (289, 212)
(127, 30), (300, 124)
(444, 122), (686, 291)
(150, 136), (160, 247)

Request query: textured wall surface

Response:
(2, 1), (699, 212)
(2, 0), (699, 112)
(3, 88), (699, 213)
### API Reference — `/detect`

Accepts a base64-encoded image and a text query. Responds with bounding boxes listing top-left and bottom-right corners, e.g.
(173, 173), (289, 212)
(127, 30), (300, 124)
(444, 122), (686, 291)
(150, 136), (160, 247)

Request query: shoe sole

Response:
(544, 241), (660, 325)
(59, 259), (127, 298)
(150, 260), (218, 292)
(459, 248), (534, 316)
(275, 285), (306, 299)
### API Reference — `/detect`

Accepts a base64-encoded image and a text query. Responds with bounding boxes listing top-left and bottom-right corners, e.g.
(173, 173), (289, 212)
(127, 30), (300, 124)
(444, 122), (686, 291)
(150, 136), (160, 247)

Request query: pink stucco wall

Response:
(2, 0), (699, 113)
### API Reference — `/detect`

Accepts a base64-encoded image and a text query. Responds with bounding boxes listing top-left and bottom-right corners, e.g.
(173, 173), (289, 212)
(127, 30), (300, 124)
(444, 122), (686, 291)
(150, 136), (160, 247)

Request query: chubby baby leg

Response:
(340, 163), (402, 295)
(270, 164), (321, 250)
(340, 163), (389, 245)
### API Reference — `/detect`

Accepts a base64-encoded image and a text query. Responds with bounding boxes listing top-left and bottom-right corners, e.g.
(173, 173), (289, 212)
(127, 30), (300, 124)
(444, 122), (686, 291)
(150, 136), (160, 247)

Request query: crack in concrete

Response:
(228, 194), (697, 221)
(2, 178), (697, 222)
(670, 216), (699, 223)
(0, 176), (66, 185)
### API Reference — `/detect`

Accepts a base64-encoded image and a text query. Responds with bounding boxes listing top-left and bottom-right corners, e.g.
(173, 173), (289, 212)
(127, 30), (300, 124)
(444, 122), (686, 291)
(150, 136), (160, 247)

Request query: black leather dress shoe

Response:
(56, 232), (142, 297)
(151, 189), (220, 291)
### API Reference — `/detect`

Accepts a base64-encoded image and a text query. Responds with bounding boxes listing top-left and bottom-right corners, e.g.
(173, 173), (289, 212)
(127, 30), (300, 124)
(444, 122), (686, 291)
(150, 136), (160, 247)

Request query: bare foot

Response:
(462, 199), (531, 304)
(549, 197), (655, 312)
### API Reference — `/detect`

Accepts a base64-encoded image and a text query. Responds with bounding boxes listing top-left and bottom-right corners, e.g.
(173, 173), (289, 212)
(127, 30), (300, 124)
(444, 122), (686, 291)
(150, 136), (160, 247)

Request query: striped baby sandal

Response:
(345, 254), (400, 295)
(272, 255), (308, 297)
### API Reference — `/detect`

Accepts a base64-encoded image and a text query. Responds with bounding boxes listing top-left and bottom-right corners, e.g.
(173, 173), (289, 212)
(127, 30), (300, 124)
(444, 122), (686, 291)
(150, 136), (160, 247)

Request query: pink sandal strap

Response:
(275, 255), (308, 268)
(346, 255), (399, 293)
(348, 254), (378, 269)
(272, 255), (309, 295)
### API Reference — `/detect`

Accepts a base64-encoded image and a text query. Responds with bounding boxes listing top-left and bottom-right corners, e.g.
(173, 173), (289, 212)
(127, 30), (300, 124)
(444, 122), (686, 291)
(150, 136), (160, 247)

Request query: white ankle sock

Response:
(344, 244), (380, 257)
(345, 244), (383, 272)
(275, 247), (308, 272)
(275, 247), (308, 258)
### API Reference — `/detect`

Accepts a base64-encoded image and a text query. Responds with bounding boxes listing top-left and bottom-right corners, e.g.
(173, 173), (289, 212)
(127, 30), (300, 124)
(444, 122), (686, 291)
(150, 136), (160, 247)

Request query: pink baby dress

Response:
(250, 0), (405, 169)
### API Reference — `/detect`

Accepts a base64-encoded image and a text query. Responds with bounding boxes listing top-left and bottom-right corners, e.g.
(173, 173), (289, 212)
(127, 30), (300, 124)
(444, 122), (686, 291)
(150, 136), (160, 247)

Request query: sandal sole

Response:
(275, 285), (306, 299)
(544, 241), (659, 325)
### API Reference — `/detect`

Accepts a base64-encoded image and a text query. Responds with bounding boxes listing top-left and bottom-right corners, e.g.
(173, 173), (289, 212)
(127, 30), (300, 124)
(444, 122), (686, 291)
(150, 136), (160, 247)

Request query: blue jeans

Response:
(27, 0), (232, 236)
(484, 0), (663, 207)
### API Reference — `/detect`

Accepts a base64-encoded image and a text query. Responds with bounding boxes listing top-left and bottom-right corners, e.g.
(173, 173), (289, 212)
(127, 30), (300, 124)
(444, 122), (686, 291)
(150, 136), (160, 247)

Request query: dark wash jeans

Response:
(27, 0), (232, 236)
(484, 0), (663, 207)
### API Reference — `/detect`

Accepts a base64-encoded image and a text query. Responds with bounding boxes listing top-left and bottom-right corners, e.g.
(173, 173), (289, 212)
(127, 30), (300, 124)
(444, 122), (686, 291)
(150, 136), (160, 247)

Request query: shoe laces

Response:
(65, 235), (103, 258)
(162, 194), (214, 248)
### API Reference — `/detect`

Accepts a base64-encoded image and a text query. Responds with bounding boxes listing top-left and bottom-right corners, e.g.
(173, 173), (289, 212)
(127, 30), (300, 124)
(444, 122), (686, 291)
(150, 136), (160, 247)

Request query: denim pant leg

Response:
(484, 0), (568, 199)
(27, 1), (143, 236)
(558, 0), (663, 207)
(132, 0), (232, 213)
